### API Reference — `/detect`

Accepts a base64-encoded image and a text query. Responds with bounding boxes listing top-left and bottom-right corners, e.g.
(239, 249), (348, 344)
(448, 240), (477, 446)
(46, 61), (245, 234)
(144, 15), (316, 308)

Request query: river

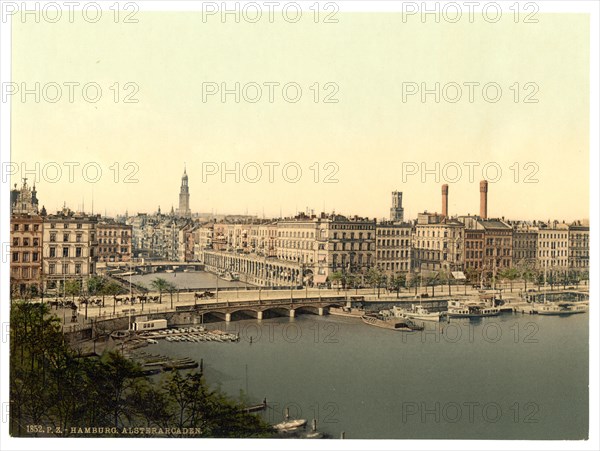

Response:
(148, 310), (588, 439)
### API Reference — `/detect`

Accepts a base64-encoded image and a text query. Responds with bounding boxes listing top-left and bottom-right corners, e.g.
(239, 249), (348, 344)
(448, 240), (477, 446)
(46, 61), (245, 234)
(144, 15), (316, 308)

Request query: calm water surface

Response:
(150, 311), (588, 439)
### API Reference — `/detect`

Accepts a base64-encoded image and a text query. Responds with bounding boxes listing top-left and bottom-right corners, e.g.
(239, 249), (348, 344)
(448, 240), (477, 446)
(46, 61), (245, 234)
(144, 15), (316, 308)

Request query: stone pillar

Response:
(318, 307), (324, 316)
(225, 312), (231, 322)
(289, 309), (295, 318)
(257, 311), (263, 320)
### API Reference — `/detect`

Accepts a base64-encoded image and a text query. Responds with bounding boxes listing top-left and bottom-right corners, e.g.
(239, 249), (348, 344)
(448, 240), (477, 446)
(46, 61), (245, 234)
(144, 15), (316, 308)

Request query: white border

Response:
(1, 1), (598, 451)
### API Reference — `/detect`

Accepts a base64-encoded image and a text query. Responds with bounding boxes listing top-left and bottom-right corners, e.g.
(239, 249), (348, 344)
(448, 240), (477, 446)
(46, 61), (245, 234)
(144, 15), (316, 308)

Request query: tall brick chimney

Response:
(480, 180), (488, 219)
(441, 184), (448, 218)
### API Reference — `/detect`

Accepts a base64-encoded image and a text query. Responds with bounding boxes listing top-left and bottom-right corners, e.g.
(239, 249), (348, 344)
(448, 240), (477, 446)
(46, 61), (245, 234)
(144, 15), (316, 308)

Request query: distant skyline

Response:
(11, 12), (589, 221)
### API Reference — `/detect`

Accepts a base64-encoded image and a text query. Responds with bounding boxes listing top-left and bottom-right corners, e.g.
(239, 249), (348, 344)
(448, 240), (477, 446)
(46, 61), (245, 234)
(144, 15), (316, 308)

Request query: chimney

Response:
(441, 184), (449, 218)
(479, 180), (488, 219)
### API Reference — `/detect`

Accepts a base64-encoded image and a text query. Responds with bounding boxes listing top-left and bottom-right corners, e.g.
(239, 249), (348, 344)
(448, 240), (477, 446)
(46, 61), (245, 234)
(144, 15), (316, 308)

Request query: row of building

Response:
(9, 172), (590, 294)
(10, 179), (132, 296)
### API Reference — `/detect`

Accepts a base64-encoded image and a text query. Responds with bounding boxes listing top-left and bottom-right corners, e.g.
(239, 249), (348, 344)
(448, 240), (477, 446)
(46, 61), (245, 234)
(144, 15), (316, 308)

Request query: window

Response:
(63, 233), (69, 242)
(62, 247), (69, 257)
(12, 238), (19, 246)
(22, 267), (29, 278)
(12, 252), (18, 262)
(77, 223), (82, 229)
(49, 264), (56, 275)
(62, 264), (69, 274)
(76, 234), (82, 243)
(49, 247), (56, 257)
(33, 238), (39, 246)
(33, 225), (39, 231)
(24, 224), (30, 231)
(64, 223), (68, 229)
(50, 233), (56, 242)
(23, 238), (30, 246)
(75, 264), (82, 274)
(32, 252), (39, 262)
(22, 252), (30, 262)
(13, 224), (18, 231)
(76, 247), (82, 257)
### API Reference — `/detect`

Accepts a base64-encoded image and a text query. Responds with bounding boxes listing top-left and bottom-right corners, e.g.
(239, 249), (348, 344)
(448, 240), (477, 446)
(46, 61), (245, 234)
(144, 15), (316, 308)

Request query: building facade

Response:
(97, 220), (132, 263)
(375, 221), (412, 277)
(42, 207), (98, 292)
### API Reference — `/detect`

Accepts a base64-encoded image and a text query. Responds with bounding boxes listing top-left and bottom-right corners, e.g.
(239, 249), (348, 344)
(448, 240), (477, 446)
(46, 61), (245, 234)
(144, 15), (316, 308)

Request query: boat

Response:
(389, 304), (446, 322)
(329, 306), (365, 317)
(361, 313), (423, 331)
(274, 419), (307, 432)
(447, 300), (500, 318)
(146, 338), (158, 344)
(536, 302), (588, 316)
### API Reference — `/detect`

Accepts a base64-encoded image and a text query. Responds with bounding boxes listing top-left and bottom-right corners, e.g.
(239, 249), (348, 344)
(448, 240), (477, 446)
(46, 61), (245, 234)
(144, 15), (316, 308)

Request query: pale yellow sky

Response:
(11, 12), (589, 221)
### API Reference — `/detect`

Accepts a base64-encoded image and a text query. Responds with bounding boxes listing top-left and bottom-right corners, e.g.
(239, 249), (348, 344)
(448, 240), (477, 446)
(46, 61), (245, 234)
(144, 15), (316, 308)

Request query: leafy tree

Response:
(499, 267), (520, 292)
(150, 278), (169, 304)
(64, 279), (81, 300)
(366, 268), (385, 298)
(389, 273), (406, 298)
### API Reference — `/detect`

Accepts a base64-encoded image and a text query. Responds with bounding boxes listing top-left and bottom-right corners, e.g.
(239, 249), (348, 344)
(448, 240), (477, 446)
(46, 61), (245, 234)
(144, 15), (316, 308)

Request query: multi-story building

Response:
(375, 221), (412, 277)
(10, 214), (43, 296)
(460, 216), (512, 284)
(97, 220), (132, 263)
(177, 166), (191, 218)
(412, 212), (464, 272)
(42, 206), (98, 293)
(568, 222), (589, 273)
(512, 223), (538, 268)
(463, 227), (485, 274)
(536, 221), (570, 273)
(10, 179), (43, 297)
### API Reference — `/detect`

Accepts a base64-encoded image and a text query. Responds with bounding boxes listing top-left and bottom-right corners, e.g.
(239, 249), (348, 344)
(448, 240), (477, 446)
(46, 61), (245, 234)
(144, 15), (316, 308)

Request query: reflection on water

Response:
(149, 312), (588, 439)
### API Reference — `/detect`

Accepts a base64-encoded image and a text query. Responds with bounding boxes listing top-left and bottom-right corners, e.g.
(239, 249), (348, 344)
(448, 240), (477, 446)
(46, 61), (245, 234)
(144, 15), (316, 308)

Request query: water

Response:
(149, 312), (588, 439)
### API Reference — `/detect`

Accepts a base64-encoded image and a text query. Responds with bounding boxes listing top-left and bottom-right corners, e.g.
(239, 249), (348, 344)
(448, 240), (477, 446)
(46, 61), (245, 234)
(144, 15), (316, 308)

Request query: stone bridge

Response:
(172, 296), (347, 322)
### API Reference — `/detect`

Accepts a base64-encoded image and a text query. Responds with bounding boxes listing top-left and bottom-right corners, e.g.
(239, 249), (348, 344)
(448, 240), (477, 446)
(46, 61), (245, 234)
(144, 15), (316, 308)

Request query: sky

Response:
(10, 11), (589, 221)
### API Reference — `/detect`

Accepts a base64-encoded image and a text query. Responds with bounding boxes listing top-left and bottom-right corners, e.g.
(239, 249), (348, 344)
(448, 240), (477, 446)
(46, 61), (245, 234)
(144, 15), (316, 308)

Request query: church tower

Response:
(177, 166), (191, 218)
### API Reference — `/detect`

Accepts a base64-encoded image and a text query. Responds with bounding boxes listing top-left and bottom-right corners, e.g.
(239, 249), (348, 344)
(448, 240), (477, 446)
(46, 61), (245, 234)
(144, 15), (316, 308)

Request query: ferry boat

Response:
(536, 302), (588, 316)
(390, 304), (447, 322)
(447, 300), (500, 318)
(361, 313), (424, 331)
(329, 306), (365, 318)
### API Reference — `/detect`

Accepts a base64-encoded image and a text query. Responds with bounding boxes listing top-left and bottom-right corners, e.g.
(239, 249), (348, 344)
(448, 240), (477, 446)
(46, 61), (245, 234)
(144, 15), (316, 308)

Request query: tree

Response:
(329, 271), (344, 293)
(499, 267), (519, 292)
(389, 273), (406, 298)
(10, 302), (274, 438)
(165, 282), (177, 309)
(64, 280), (81, 300)
(366, 268), (385, 298)
(150, 278), (169, 304)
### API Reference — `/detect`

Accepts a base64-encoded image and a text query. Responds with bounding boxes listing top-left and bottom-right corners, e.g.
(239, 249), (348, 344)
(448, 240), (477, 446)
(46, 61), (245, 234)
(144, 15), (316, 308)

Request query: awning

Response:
(452, 271), (466, 280)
